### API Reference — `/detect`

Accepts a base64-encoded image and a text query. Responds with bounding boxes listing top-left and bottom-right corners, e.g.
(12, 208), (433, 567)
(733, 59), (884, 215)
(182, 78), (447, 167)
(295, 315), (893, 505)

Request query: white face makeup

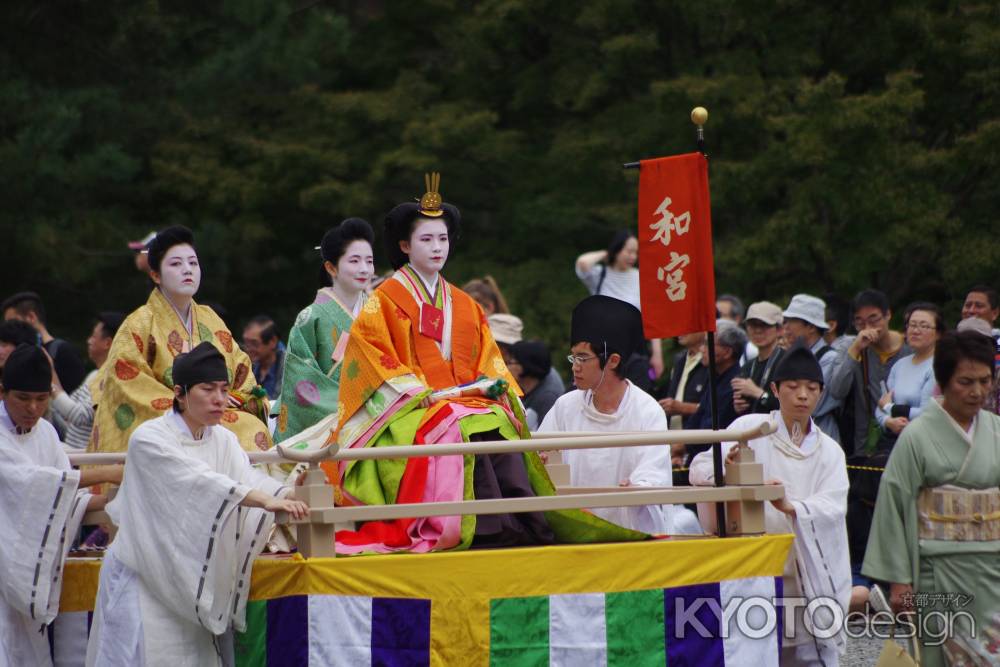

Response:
(333, 239), (375, 293)
(155, 243), (201, 298)
(401, 218), (449, 277)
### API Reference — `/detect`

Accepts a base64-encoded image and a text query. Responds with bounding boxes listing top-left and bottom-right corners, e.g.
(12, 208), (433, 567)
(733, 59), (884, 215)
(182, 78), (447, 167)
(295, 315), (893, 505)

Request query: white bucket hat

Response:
(782, 294), (828, 330)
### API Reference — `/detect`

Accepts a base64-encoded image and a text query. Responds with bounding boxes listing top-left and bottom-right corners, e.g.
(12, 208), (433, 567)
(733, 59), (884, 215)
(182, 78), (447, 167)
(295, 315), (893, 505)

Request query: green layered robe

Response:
(863, 399), (1000, 666)
(274, 288), (360, 443)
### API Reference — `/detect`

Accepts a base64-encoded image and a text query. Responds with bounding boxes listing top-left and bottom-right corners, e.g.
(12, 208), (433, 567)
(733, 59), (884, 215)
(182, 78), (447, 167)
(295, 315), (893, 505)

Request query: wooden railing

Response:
(69, 422), (780, 557)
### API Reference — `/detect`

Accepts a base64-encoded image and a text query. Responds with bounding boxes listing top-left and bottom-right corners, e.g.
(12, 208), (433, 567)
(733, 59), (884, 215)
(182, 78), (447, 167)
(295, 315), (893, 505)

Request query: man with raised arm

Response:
(690, 345), (851, 666)
(0, 345), (121, 665)
(86, 343), (308, 666)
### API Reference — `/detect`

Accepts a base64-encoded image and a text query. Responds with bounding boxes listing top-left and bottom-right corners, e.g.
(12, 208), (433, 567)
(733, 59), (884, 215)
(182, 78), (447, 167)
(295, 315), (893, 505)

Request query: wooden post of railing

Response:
(544, 450), (571, 486)
(722, 440), (766, 536)
(294, 466), (337, 558)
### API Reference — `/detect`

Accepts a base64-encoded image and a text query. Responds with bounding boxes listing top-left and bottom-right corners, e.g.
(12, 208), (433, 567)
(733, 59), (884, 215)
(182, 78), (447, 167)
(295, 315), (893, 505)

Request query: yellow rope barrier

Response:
(670, 464), (888, 473)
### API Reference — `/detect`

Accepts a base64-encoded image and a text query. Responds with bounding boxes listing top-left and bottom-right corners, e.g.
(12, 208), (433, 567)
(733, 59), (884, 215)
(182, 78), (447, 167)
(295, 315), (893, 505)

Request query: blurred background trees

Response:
(2, 0), (998, 367)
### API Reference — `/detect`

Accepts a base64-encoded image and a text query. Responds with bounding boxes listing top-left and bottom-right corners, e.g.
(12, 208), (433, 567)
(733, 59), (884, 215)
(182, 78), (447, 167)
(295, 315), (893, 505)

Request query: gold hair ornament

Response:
(419, 172), (444, 217)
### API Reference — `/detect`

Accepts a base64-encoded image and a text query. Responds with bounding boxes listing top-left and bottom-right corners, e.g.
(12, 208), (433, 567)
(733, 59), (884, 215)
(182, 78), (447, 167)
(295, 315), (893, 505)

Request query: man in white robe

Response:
(0, 344), (121, 666)
(689, 344), (851, 667)
(538, 296), (684, 534)
(86, 343), (308, 667)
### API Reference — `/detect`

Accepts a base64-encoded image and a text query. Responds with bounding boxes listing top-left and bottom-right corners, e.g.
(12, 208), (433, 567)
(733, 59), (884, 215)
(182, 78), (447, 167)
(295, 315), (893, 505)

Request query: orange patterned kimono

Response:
(90, 289), (272, 454)
(323, 270), (643, 554)
(334, 277), (520, 439)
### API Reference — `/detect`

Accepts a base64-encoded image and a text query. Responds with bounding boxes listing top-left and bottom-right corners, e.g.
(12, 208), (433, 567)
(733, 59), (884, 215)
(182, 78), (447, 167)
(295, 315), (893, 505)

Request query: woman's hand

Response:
(885, 416), (909, 434)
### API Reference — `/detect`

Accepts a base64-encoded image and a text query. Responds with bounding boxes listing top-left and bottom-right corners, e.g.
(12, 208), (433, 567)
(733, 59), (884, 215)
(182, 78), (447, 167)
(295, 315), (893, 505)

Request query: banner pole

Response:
(691, 106), (727, 538)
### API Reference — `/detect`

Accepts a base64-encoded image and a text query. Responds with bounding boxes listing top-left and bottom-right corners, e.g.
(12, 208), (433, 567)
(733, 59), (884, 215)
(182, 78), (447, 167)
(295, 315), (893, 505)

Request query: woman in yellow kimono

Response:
(322, 174), (641, 554)
(90, 226), (270, 455)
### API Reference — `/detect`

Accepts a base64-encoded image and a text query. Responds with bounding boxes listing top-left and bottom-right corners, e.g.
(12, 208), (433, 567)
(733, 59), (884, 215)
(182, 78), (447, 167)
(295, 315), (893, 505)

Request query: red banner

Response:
(637, 152), (716, 339)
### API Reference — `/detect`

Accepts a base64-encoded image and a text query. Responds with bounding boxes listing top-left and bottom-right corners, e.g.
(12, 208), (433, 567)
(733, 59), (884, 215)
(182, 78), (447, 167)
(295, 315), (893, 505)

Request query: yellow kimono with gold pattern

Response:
(89, 289), (272, 454)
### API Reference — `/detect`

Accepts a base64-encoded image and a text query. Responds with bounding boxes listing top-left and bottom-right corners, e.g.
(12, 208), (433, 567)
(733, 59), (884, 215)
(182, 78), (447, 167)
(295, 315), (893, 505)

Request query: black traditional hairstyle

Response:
(321, 218), (375, 265)
(147, 225), (196, 274)
(383, 202), (461, 270)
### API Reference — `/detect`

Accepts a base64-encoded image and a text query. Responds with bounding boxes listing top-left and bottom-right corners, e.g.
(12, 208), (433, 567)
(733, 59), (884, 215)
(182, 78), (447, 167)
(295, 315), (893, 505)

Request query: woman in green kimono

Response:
(864, 330), (1000, 666)
(274, 218), (374, 441)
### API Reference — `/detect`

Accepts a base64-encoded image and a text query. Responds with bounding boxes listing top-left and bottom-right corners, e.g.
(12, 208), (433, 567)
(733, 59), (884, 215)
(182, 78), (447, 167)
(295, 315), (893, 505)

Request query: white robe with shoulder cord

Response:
(689, 411), (851, 661)
(86, 412), (289, 667)
(0, 402), (91, 667)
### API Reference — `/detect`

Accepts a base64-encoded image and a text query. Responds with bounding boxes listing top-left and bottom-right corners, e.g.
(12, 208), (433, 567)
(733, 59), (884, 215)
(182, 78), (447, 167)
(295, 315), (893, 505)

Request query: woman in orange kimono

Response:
(323, 174), (641, 554)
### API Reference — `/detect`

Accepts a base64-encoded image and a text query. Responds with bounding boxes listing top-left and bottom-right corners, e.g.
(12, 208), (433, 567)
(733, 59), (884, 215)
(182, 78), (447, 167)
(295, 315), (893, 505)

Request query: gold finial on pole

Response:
(691, 107), (709, 156)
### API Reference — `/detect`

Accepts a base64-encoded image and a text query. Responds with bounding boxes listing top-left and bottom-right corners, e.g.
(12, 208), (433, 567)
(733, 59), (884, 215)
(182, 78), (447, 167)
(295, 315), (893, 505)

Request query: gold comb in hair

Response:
(419, 172), (444, 217)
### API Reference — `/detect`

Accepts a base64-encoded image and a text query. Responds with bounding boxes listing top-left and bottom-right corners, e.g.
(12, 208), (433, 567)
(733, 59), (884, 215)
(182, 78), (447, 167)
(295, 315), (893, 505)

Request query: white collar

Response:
(167, 410), (211, 444)
(0, 401), (33, 436)
(768, 411), (820, 460)
(581, 381), (632, 425)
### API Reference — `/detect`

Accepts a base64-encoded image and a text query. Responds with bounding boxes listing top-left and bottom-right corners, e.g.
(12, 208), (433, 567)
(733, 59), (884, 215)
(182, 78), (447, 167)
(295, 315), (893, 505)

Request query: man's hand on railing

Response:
(79, 464), (124, 487)
(765, 480), (794, 517)
(264, 496), (310, 521)
(242, 488), (310, 520)
(86, 494), (110, 511)
(726, 447), (740, 465)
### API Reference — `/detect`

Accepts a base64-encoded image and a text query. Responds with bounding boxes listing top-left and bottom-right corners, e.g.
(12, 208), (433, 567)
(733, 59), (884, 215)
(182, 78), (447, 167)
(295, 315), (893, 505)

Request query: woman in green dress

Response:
(864, 330), (1000, 666)
(274, 218), (375, 442)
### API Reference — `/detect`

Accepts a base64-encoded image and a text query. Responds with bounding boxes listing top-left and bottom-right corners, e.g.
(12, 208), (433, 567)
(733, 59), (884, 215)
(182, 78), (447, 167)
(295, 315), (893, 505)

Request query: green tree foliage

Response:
(1, 1), (997, 367)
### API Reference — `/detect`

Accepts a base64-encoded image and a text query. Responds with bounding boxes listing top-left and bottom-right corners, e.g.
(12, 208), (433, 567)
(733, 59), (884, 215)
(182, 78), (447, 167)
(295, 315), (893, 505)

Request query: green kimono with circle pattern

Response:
(274, 288), (360, 442)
